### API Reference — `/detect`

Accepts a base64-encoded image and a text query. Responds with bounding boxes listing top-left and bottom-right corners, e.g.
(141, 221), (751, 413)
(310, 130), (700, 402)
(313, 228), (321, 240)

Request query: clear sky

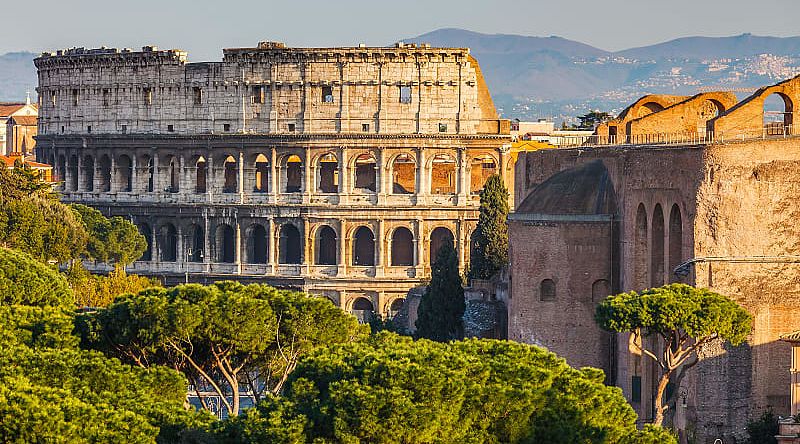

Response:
(3, 0), (797, 60)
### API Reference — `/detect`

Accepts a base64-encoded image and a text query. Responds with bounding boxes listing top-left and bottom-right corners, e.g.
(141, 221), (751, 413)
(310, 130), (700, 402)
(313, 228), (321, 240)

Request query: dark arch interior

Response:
(430, 227), (454, 263)
(159, 224), (177, 262)
(248, 224), (268, 264)
(391, 227), (414, 266)
(316, 226), (337, 265)
(352, 297), (374, 311)
(280, 224), (302, 264)
(216, 224), (235, 263)
(353, 226), (375, 266)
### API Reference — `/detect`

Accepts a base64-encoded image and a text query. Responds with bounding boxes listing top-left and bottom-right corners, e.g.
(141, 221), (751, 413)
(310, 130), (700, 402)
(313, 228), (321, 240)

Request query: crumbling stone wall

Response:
(627, 92), (738, 136)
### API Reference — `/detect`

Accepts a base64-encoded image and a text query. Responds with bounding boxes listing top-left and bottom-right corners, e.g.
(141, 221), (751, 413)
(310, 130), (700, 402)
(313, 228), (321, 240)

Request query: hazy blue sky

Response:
(3, 0), (797, 60)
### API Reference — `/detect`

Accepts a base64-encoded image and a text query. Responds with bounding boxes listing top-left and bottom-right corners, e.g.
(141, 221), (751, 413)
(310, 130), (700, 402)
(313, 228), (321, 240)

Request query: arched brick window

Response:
(540, 279), (556, 301)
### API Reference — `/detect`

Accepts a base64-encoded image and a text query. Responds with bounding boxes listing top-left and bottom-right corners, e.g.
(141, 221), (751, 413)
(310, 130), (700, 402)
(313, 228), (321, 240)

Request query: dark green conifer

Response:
(469, 174), (509, 280)
(415, 241), (464, 341)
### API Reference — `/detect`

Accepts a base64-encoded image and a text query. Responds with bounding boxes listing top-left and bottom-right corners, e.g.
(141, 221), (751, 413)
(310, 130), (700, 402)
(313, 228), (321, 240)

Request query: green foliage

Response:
(0, 196), (88, 263)
(469, 174), (509, 280)
(72, 204), (147, 265)
(745, 408), (778, 444)
(81, 281), (365, 416)
(0, 161), (52, 203)
(0, 305), (78, 349)
(416, 240), (465, 341)
(67, 262), (161, 308)
(577, 110), (612, 129)
(0, 247), (73, 308)
(232, 332), (675, 443)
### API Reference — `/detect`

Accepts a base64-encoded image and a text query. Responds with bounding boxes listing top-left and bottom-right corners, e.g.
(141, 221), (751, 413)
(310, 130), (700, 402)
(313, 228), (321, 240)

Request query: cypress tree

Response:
(415, 241), (464, 341)
(469, 174), (509, 280)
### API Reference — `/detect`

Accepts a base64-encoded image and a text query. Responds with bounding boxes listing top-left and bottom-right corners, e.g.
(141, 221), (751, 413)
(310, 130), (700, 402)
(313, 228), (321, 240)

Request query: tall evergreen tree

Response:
(415, 241), (464, 341)
(469, 174), (509, 280)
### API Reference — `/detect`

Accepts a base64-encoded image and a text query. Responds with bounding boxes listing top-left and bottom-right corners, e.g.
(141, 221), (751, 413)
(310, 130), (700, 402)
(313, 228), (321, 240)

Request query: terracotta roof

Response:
(780, 331), (800, 343)
(0, 155), (51, 169)
(0, 103), (27, 117)
(8, 115), (37, 125)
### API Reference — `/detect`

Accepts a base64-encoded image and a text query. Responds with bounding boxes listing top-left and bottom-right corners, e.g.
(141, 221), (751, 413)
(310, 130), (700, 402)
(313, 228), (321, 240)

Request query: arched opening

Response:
(353, 226), (375, 266)
(470, 154), (497, 194)
(81, 155), (94, 191)
(140, 155), (154, 193)
(698, 100), (722, 134)
(317, 152), (339, 193)
(159, 223), (177, 262)
(167, 157), (179, 193)
(351, 296), (375, 323)
(668, 204), (683, 283)
(391, 227), (414, 266)
(215, 224), (235, 263)
(254, 154), (269, 193)
(651, 204), (665, 287)
(285, 155), (302, 193)
(592, 279), (611, 302)
(68, 155), (78, 191)
(540, 279), (556, 301)
(98, 155), (111, 192)
(634, 203), (648, 290)
(430, 227), (455, 263)
(247, 224), (268, 264)
(638, 102), (664, 118)
(354, 153), (377, 192)
(388, 298), (404, 318)
(223, 155), (237, 193)
(391, 153), (416, 194)
(315, 225), (337, 265)
(188, 224), (204, 262)
(138, 223), (152, 261)
(279, 224), (302, 264)
(56, 154), (66, 185)
(195, 157), (207, 193)
(430, 153), (456, 195)
(116, 155), (132, 192)
(763, 92), (793, 135)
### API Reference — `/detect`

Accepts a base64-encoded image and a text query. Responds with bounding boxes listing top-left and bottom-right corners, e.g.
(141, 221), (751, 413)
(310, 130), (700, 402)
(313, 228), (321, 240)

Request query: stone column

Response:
(178, 154), (187, 195)
(270, 147), (278, 200)
(206, 151), (214, 201)
(151, 224), (159, 263)
(152, 151), (160, 194)
(303, 147), (311, 202)
(457, 147), (468, 205)
(176, 224), (185, 268)
(415, 218), (425, 273)
(238, 151), (245, 204)
(203, 212), (212, 269)
(376, 148), (386, 205)
(339, 146), (349, 203)
(267, 218), (275, 274)
(457, 218), (465, 272)
(375, 219), (384, 277)
(338, 218), (347, 276)
(131, 154), (138, 195)
(235, 218), (242, 274)
(302, 217), (310, 274)
(417, 147), (427, 200)
(109, 154), (117, 194)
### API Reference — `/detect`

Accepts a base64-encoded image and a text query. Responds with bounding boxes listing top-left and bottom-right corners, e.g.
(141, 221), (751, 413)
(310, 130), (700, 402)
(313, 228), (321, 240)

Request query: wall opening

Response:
(195, 157), (207, 193)
(391, 153), (415, 194)
(116, 155), (132, 192)
(68, 155), (78, 191)
(223, 155), (237, 193)
(285, 155), (302, 193)
(81, 155), (94, 191)
(254, 154), (269, 193)
(139, 223), (152, 261)
(279, 224), (302, 264)
(430, 226), (455, 263)
(322, 86), (334, 103)
(168, 157), (179, 193)
(634, 203), (648, 290)
(668, 204), (683, 283)
(98, 155), (112, 192)
(353, 226), (375, 266)
(763, 92), (793, 134)
(470, 154), (497, 194)
(651, 204), (665, 287)
(247, 224), (268, 264)
(391, 227), (414, 266)
(351, 297), (374, 323)
(316, 225), (337, 265)
(354, 153), (377, 192)
(188, 224), (204, 262)
(318, 153), (339, 193)
(56, 155), (66, 185)
(638, 102), (664, 118)
(216, 224), (235, 263)
(592, 279), (611, 302)
(540, 279), (556, 301)
(159, 223), (177, 262)
(431, 154), (456, 195)
(142, 156), (154, 192)
(388, 298), (405, 318)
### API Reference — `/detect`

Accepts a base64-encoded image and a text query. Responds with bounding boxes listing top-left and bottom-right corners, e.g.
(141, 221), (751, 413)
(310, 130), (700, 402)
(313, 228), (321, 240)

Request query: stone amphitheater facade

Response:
(34, 42), (512, 319)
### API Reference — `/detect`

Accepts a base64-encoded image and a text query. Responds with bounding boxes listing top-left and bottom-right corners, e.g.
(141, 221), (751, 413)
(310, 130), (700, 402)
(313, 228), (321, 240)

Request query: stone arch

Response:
(470, 153), (498, 194)
(634, 203), (648, 290)
(195, 156), (207, 193)
(222, 155), (237, 193)
(430, 153), (456, 195)
(187, 223), (204, 262)
(139, 154), (154, 193)
(215, 223), (235, 263)
(246, 223), (269, 264)
(430, 226), (455, 263)
(540, 279), (556, 301)
(315, 152), (339, 194)
(353, 152), (377, 192)
(390, 153), (416, 194)
(350, 296), (375, 323)
(68, 154), (78, 191)
(592, 279), (611, 302)
(279, 223), (302, 264)
(763, 92), (793, 133)
(315, 225), (337, 265)
(138, 223), (153, 261)
(352, 225), (375, 266)
(637, 102), (665, 118)
(158, 223), (178, 262)
(97, 154), (111, 192)
(81, 154), (94, 191)
(391, 226), (414, 266)
(387, 298), (405, 318)
(283, 154), (303, 193)
(116, 154), (133, 192)
(668, 204), (683, 283)
(253, 153), (269, 193)
(651, 204), (665, 287)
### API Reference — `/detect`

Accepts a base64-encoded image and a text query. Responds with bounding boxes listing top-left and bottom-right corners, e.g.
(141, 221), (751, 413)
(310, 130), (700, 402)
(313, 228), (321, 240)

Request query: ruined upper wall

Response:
(35, 43), (508, 137)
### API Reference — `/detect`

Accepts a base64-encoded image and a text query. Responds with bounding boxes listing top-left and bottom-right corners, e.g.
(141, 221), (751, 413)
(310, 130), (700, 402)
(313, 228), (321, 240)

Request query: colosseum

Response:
(33, 42), (513, 319)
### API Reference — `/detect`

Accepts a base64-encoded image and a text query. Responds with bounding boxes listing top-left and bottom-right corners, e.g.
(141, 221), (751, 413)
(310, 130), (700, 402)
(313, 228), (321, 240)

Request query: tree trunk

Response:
(653, 370), (672, 426)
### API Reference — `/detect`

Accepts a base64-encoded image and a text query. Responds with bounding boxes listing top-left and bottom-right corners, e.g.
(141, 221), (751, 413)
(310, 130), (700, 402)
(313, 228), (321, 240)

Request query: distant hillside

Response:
(0, 51), (37, 102)
(617, 33), (800, 60)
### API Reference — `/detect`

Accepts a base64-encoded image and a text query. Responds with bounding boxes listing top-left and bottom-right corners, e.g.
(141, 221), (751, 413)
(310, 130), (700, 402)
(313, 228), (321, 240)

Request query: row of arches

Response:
(137, 221), (456, 268)
(633, 202), (684, 290)
(53, 150), (500, 196)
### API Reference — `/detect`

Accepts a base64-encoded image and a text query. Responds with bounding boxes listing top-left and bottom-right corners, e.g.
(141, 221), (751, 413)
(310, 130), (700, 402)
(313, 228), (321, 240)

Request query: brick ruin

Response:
(511, 74), (800, 442)
(33, 43), (513, 320)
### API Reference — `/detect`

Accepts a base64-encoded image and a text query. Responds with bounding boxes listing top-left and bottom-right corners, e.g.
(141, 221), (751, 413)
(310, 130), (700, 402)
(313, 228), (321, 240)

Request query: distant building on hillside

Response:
(510, 118), (594, 146)
(0, 96), (38, 155)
